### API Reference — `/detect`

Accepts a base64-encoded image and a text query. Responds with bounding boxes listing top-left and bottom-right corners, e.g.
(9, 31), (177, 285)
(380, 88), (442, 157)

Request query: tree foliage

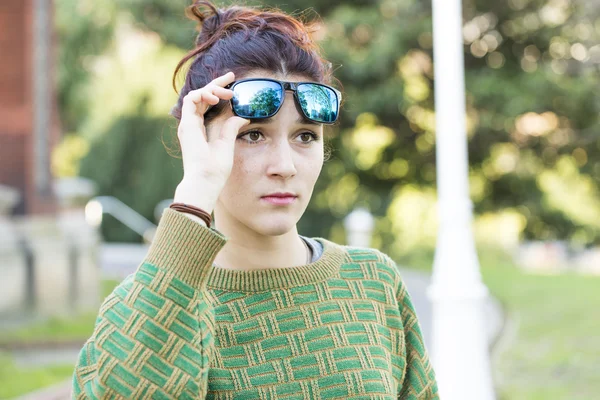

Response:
(55, 0), (118, 133)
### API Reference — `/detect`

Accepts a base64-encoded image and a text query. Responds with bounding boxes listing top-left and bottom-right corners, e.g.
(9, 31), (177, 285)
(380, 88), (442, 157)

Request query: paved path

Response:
(99, 243), (150, 280)
(11, 346), (82, 369)
(14, 381), (72, 400)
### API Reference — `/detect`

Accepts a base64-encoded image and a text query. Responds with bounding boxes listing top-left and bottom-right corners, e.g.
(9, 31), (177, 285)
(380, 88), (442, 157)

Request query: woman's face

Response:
(208, 71), (325, 237)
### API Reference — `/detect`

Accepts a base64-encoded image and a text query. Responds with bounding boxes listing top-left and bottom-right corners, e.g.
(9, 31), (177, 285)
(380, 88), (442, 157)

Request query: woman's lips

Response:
(260, 196), (297, 205)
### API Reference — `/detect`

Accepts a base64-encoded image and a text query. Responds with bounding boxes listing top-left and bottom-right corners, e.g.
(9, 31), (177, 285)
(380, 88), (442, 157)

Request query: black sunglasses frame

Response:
(224, 78), (342, 125)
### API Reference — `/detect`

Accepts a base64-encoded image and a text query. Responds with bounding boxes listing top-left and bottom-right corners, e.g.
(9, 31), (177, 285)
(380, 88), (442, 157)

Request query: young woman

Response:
(72, 1), (438, 398)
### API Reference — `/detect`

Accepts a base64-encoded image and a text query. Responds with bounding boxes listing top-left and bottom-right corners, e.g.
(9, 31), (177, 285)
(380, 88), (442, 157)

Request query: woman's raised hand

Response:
(173, 72), (249, 214)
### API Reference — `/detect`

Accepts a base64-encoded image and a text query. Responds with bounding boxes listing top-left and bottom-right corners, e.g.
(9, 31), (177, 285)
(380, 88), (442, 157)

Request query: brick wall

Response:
(0, 1), (27, 107)
(0, 0), (58, 215)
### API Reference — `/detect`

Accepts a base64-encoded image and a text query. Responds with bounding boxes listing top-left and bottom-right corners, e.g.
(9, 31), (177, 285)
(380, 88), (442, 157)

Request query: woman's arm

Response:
(72, 209), (226, 399)
(397, 281), (439, 399)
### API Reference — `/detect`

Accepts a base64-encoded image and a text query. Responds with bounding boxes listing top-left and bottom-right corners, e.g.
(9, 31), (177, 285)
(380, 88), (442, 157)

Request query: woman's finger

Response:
(186, 85), (233, 104)
(180, 89), (216, 126)
(182, 86), (231, 116)
(210, 116), (250, 154)
(183, 88), (211, 108)
(209, 71), (236, 88)
(202, 91), (220, 105)
(180, 93), (203, 126)
(210, 86), (234, 99)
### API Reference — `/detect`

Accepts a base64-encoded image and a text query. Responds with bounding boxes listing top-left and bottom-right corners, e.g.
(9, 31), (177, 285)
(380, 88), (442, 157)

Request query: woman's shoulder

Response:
(317, 236), (397, 263)
(315, 237), (404, 286)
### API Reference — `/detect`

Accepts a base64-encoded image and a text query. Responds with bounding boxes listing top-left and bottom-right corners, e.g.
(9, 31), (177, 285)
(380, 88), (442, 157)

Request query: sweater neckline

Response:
(206, 238), (346, 292)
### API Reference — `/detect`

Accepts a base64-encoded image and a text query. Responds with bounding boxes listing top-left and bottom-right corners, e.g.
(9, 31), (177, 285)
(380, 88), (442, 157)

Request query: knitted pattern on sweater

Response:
(72, 209), (438, 399)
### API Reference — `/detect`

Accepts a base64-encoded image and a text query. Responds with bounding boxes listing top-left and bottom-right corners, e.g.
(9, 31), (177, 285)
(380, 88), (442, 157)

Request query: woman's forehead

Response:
(236, 69), (314, 83)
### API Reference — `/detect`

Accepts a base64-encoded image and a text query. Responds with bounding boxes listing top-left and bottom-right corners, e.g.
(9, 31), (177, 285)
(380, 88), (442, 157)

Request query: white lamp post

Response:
(343, 207), (375, 247)
(428, 0), (495, 399)
(33, 0), (52, 196)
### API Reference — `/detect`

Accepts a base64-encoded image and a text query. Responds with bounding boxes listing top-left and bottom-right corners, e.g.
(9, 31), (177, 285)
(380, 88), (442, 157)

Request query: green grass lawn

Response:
(0, 312), (98, 348)
(0, 352), (74, 399)
(0, 279), (119, 347)
(403, 247), (600, 400)
(480, 251), (600, 400)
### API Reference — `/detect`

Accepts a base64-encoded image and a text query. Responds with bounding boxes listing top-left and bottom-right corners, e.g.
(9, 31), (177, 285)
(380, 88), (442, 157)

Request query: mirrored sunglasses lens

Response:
(296, 84), (339, 123)
(231, 81), (283, 118)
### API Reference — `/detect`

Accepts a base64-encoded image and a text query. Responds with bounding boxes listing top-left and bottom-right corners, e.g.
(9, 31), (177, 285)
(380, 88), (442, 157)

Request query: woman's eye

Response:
(298, 132), (318, 143)
(239, 131), (264, 144)
(248, 131), (261, 141)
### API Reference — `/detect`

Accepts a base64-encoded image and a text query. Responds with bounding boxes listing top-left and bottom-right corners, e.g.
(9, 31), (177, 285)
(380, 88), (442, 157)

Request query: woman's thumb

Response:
(218, 116), (250, 143)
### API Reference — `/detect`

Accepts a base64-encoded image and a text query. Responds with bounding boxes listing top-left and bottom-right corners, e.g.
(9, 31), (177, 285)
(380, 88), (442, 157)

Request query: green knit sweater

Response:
(72, 209), (438, 399)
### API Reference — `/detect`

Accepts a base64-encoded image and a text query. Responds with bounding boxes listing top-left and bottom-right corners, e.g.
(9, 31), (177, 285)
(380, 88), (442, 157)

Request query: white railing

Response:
(85, 196), (157, 242)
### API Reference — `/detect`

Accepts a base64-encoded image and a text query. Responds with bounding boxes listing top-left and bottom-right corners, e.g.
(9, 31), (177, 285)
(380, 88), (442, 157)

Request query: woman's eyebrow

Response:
(296, 115), (319, 125)
(249, 117), (275, 125)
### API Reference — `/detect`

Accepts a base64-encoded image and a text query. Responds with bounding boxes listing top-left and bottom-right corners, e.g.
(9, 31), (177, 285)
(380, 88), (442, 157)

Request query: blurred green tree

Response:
(55, 0), (118, 133)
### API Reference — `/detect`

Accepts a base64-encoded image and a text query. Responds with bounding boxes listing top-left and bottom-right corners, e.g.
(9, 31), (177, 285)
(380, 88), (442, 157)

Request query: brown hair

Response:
(170, 1), (334, 123)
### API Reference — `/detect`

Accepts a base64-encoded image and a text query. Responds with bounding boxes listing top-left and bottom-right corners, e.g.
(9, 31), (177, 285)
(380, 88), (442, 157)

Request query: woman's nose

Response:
(266, 141), (297, 179)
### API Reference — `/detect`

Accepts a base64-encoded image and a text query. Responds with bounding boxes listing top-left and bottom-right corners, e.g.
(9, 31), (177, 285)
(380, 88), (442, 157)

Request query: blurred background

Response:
(0, 0), (599, 398)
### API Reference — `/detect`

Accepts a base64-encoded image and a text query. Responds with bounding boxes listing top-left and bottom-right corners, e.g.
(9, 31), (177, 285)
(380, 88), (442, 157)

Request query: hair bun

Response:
(186, 1), (223, 45)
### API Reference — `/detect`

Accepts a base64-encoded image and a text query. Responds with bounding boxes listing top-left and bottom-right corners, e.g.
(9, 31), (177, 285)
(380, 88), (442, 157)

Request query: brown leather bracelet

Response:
(169, 202), (213, 227)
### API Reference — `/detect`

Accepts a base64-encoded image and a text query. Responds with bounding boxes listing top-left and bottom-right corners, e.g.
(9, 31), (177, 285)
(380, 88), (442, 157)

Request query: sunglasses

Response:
(222, 78), (342, 124)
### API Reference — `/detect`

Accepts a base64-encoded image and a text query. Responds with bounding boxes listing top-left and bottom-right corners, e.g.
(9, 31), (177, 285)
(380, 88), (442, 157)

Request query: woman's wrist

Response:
(174, 180), (217, 214)
(177, 212), (208, 227)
